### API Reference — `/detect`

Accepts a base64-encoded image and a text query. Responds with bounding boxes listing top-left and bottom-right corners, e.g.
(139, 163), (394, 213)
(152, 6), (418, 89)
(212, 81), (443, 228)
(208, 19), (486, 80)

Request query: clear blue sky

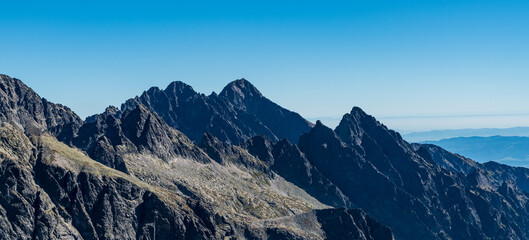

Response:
(1, 0), (528, 131)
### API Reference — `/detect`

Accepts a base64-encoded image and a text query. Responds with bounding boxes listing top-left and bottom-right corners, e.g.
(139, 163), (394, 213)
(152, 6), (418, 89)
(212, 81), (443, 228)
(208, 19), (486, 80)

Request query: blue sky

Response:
(1, 0), (528, 131)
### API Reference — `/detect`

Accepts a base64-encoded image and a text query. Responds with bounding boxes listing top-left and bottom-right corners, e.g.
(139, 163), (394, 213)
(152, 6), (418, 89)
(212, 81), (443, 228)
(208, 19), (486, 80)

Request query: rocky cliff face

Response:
(72, 105), (209, 172)
(0, 123), (215, 239)
(0, 74), (83, 142)
(121, 79), (313, 144)
(242, 135), (353, 209)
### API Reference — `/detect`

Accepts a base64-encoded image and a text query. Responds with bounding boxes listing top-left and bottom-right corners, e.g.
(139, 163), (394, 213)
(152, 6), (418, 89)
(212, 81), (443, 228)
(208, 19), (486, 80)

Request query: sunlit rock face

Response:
(0, 74), (83, 142)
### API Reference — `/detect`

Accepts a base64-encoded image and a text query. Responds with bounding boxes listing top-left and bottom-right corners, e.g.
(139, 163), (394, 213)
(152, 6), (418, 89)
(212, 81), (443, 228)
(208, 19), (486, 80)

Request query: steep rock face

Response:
(412, 143), (479, 175)
(72, 106), (133, 172)
(121, 79), (312, 144)
(297, 108), (529, 240)
(0, 123), (214, 240)
(34, 163), (214, 240)
(241, 135), (353, 208)
(0, 124), (82, 239)
(482, 161), (529, 193)
(199, 133), (269, 173)
(219, 79), (313, 144)
(0, 159), (83, 239)
(73, 104), (209, 172)
(299, 121), (445, 239)
(315, 208), (395, 240)
(0, 74), (83, 142)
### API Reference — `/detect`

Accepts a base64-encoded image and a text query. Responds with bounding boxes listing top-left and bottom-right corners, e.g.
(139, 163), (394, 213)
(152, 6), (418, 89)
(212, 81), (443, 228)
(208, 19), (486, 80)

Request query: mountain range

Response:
(2, 73), (529, 240)
(424, 136), (529, 167)
(403, 127), (529, 142)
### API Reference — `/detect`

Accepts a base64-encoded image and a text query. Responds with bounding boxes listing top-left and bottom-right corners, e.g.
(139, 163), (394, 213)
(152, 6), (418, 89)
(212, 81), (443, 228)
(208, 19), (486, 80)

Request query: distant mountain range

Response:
(424, 136), (529, 167)
(3, 73), (529, 239)
(403, 127), (529, 142)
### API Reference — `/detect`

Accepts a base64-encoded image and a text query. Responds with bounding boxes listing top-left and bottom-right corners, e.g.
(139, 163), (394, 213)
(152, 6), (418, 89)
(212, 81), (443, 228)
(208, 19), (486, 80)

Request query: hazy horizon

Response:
(2, 1), (528, 132)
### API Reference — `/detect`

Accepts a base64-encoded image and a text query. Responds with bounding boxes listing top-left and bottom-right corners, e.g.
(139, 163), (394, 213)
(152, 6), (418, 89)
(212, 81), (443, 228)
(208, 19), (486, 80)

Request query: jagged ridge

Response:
(121, 79), (313, 144)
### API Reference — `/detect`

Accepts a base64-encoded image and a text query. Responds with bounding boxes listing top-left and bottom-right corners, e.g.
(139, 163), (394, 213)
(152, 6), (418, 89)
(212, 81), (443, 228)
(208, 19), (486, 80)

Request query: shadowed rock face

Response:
(481, 161), (529, 193)
(315, 208), (395, 240)
(240, 135), (353, 209)
(412, 143), (479, 175)
(121, 79), (313, 145)
(0, 74), (83, 142)
(201, 133), (352, 208)
(293, 107), (529, 240)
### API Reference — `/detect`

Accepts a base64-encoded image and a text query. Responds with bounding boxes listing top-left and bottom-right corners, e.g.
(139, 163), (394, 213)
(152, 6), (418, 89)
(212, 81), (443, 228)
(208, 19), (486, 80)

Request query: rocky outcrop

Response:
(199, 133), (352, 208)
(219, 79), (313, 144)
(73, 104), (210, 172)
(315, 208), (395, 240)
(412, 143), (479, 175)
(121, 79), (313, 144)
(482, 161), (529, 193)
(240, 135), (353, 208)
(199, 133), (269, 172)
(0, 74), (83, 142)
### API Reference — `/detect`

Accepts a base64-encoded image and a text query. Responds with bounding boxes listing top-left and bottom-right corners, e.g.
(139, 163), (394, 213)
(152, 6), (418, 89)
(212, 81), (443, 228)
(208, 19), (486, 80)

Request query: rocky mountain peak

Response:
(120, 104), (163, 142)
(301, 120), (343, 147)
(146, 86), (161, 94)
(340, 107), (379, 127)
(121, 78), (313, 144)
(165, 81), (197, 97)
(86, 106), (121, 122)
(0, 74), (83, 142)
(335, 106), (406, 150)
(104, 105), (121, 116)
(219, 78), (263, 102)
